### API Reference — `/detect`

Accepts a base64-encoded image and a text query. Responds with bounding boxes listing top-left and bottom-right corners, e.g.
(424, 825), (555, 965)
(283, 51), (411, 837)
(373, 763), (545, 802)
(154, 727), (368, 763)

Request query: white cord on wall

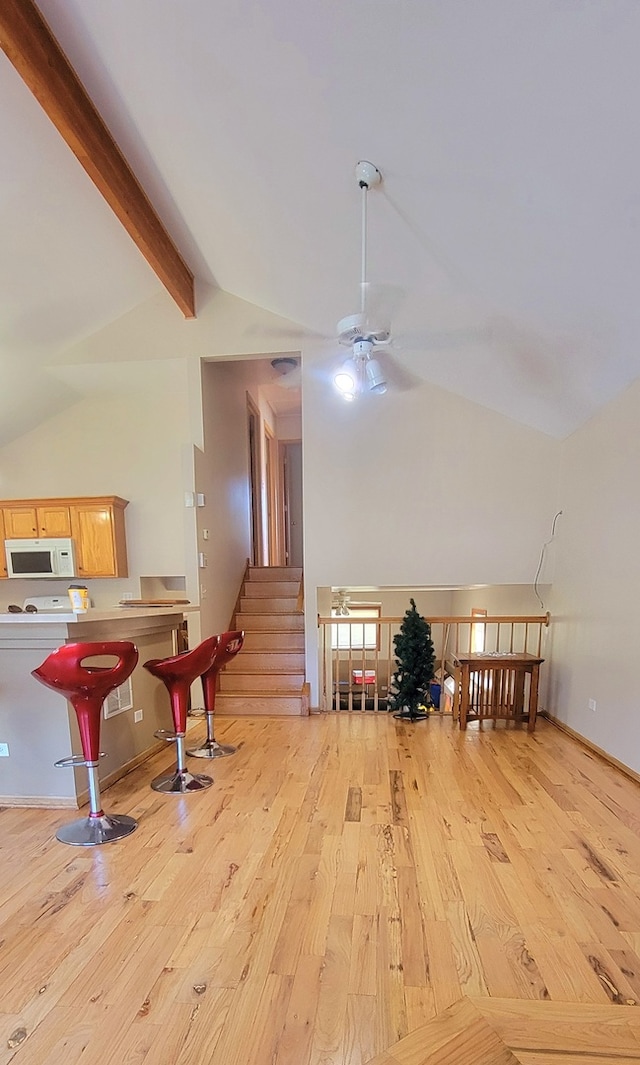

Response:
(533, 510), (563, 610)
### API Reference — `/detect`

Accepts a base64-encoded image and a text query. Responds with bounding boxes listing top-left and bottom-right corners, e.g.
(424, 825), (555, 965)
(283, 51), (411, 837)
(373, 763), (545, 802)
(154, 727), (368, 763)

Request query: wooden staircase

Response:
(215, 565), (309, 717)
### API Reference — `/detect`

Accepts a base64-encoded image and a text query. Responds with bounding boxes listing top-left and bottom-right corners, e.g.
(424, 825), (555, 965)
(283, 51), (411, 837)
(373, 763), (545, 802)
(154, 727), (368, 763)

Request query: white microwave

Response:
(5, 538), (77, 579)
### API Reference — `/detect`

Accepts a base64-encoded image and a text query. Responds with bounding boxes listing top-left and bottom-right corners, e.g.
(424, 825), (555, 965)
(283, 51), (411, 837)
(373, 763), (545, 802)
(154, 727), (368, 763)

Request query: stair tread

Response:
(236, 628), (303, 633)
(234, 636), (303, 641)
(217, 690), (302, 698)
(223, 669), (304, 675)
(217, 693), (304, 700)
(235, 615), (302, 620)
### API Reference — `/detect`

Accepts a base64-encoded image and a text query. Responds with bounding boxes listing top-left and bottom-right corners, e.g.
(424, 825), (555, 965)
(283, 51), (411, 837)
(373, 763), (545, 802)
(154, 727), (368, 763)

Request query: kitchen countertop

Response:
(0, 606), (192, 624)
(0, 605), (196, 624)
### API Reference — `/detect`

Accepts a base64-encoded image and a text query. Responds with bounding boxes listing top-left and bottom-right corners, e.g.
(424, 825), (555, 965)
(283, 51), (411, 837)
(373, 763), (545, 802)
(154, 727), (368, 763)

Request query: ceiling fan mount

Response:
(337, 313), (390, 348)
(354, 160), (382, 191)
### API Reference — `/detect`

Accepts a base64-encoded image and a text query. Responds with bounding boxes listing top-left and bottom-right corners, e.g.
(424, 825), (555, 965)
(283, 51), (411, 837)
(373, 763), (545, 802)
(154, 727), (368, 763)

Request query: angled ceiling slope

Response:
(0, 0), (196, 318)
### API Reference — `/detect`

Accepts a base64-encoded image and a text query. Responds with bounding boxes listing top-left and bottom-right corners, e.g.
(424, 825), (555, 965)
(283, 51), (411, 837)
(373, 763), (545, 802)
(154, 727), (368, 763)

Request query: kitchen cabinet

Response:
(0, 496), (128, 579)
(3, 504), (72, 539)
(70, 499), (128, 578)
(0, 511), (6, 578)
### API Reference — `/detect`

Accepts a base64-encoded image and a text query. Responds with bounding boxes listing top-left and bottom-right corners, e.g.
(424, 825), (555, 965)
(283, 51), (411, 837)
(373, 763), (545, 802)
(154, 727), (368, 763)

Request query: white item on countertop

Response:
(23, 595), (74, 612)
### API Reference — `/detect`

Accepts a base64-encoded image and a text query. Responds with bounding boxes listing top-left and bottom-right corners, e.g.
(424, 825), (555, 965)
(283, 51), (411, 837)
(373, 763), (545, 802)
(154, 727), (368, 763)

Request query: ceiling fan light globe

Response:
(334, 361), (357, 397)
(366, 357), (387, 394)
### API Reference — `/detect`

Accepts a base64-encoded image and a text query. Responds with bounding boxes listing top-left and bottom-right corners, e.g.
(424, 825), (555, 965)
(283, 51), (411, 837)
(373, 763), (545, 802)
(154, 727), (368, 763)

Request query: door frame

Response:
(247, 395), (262, 566)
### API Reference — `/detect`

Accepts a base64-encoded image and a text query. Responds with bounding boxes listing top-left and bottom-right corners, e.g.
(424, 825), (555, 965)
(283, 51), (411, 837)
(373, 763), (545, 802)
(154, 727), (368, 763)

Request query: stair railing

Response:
(317, 613), (550, 712)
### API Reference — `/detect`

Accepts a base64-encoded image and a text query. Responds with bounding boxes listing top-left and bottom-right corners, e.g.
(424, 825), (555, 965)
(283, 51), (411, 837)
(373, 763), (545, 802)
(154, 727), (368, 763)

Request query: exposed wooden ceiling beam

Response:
(0, 0), (196, 318)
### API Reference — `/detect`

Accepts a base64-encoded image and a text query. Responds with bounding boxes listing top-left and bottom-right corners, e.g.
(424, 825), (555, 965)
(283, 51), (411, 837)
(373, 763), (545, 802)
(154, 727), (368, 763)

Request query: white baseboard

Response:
(542, 710), (640, 786)
(0, 794), (78, 809)
(1, 740), (168, 810)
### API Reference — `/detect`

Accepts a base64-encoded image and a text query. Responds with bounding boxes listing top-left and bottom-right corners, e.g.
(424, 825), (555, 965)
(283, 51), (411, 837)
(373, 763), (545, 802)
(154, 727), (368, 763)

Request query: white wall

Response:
(0, 359), (194, 609)
(196, 361), (253, 636)
(318, 588), (455, 617)
(548, 377), (640, 773)
(450, 585), (551, 615)
(277, 412), (302, 440)
(303, 372), (559, 587)
(302, 364), (560, 703)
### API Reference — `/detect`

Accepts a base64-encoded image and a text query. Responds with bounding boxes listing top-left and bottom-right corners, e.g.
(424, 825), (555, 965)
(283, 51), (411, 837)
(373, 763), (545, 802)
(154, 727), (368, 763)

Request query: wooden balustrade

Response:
(317, 613), (550, 713)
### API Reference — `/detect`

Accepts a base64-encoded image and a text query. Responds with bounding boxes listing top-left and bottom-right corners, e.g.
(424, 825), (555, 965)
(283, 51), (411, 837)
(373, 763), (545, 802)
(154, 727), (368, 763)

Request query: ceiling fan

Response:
(332, 589), (351, 615)
(264, 161), (491, 401)
(331, 161), (501, 401)
(332, 161), (404, 401)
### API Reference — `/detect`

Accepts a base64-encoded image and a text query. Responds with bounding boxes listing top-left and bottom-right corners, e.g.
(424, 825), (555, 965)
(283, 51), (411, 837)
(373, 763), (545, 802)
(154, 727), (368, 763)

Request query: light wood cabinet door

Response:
(36, 505), (72, 537)
(3, 504), (71, 538)
(3, 506), (38, 538)
(70, 502), (128, 578)
(0, 510), (7, 579)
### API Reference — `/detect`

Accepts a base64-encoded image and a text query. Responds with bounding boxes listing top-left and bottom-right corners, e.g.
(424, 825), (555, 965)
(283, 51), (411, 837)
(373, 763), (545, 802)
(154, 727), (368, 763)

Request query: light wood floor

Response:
(2, 713), (640, 1065)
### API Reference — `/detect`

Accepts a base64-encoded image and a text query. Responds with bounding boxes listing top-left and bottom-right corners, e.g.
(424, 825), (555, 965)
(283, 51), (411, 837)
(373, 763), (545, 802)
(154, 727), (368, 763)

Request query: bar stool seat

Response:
(143, 635), (218, 793)
(188, 630), (244, 758)
(32, 641), (139, 846)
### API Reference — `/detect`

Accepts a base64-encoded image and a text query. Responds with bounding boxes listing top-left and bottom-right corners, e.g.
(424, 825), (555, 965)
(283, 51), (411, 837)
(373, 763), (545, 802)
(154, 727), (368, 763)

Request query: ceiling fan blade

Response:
(392, 323), (492, 353)
(360, 283), (406, 332)
(375, 349), (424, 392)
(246, 322), (329, 342)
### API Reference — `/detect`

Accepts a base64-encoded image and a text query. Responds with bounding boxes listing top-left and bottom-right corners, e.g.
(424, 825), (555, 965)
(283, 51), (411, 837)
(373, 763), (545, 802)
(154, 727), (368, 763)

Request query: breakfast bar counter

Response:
(0, 607), (192, 807)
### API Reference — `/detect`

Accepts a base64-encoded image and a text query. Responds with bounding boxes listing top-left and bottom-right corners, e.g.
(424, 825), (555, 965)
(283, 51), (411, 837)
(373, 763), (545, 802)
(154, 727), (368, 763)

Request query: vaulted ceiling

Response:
(2, 1), (640, 443)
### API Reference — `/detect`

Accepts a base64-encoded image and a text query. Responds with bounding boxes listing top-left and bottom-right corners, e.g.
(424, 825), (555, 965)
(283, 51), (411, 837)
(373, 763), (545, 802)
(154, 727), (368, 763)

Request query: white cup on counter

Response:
(68, 584), (89, 613)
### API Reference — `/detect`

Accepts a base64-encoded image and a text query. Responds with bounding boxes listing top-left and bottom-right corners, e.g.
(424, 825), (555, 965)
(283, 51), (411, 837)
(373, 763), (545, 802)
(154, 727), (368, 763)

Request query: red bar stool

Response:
(143, 635), (218, 793)
(188, 630), (244, 759)
(32, 641), (139, 846)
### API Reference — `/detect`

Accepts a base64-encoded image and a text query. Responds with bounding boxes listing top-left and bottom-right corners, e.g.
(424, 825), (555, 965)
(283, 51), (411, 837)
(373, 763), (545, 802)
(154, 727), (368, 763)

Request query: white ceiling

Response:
(3, 0), (640, 441)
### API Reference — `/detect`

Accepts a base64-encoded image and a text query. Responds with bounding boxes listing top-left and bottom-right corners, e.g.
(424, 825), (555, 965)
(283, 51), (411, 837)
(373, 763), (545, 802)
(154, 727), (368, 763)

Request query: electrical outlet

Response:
(134, 710), (143, 723)
(0, 742), (9, 757)
(588, 698), (597, 712)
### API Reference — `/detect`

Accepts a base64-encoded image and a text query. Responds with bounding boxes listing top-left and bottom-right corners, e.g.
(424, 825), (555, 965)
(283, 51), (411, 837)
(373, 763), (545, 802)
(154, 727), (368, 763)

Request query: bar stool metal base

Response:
(150, 767), (213, 793)
(56, 813), (138, 847)
(187, 738), (237, 759)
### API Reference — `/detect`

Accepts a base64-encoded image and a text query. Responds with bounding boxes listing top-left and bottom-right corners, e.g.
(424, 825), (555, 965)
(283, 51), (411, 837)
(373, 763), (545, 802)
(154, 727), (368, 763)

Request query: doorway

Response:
(264, 423), (279, 565)
(247, 397), (262, 566)
(282, 441), (303, 568)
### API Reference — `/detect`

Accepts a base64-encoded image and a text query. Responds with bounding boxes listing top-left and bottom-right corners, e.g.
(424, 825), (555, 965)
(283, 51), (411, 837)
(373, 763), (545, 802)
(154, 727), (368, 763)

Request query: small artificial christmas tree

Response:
(388, 598), (436, 721)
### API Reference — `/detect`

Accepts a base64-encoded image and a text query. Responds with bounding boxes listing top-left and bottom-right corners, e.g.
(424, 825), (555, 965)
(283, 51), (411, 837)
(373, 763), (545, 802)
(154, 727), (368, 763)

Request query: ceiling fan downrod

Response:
(355, 161), (382, 315)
